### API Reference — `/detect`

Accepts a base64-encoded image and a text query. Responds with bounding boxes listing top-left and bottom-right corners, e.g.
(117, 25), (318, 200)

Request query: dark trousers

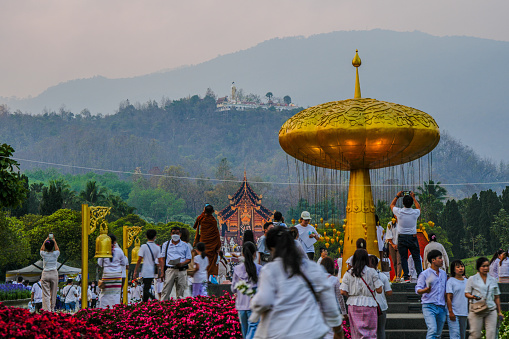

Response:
(307, 252), (314, 260)
(398, 234), (422, 279)
(143, 278), (155, 302)
(90, 299), (97, 308)
(34, 302), (42, 312)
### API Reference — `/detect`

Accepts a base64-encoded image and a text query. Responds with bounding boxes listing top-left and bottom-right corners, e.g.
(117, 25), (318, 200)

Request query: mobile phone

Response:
(473, 295), (481, 300)
(49, 233), (54, 239)
(403, 191), (411, 196)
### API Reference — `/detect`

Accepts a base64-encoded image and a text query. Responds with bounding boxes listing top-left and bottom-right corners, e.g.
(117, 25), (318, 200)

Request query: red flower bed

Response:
(0, 303), (109, 338)
(75, 294), (242, 339)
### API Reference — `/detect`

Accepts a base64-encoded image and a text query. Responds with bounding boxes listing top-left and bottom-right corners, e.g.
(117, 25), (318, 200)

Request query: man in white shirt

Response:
(30, 278), (43, 313)
(159, 226), (192, 300)
(295, 211), (321, 260)
(62, 279), (78, 313)
(134, 229), (161, 302)
(390, 190), (421, 282)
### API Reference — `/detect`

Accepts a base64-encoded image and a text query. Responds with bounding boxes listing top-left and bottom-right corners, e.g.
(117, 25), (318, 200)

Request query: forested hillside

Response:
(1, 94), (508, 199)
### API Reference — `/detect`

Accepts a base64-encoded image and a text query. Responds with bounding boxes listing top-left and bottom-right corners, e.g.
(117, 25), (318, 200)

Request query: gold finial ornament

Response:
(352, 49), (361, 67)
(352, 50), (362, 99)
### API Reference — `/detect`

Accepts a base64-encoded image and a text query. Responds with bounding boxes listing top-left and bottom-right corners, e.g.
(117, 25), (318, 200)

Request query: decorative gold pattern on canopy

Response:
(279, 98), (440, 170)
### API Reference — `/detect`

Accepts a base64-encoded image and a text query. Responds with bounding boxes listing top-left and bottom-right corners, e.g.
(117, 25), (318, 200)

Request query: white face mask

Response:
(172, 234), (180, 242)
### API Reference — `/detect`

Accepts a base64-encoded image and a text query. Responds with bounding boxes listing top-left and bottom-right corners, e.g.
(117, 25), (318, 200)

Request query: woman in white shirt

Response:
(489, 249), (504, 280)
(340, 249), (383, 339)
(250, 226), (343, 339)
(97, 234), (128, 309)
(498, 251), (509, 283)
(465, 257), (503, 339)
(40, 237), (60, 311)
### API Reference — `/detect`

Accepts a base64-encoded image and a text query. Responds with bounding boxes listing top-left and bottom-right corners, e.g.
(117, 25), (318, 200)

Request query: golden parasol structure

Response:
(279, 50), (440, 274)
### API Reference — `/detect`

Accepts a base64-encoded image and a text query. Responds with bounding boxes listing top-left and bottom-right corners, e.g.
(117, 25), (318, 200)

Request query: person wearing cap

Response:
(295, 211), (321, 260)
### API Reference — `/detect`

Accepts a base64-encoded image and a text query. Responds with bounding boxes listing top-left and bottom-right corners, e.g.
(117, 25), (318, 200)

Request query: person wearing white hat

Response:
(295, 211), (321, 260)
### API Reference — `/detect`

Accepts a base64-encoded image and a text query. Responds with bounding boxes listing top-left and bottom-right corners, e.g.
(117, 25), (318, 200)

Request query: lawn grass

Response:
(462, 256), (482, 277)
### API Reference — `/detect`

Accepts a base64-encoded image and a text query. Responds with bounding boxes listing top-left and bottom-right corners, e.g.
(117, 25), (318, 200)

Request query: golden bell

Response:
(325, 243), (330, 248)
(325, 223), (329, 228)
(331, 223), (335, 229)
(331, 238), (335, 244)
(391, 218), (396, 224)
(320, 217), (324, 224)
(131, 237), (142, 264)
(340, 240), (344, 246)
(291, 219), (295, 225)
(324, 231), (327, 236)
(94, 233), (112, 258)
(343, 219), (347, 224)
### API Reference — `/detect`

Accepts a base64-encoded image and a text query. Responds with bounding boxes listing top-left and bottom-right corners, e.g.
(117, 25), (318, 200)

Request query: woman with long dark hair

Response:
(231, 241), (262, 338)
(340, 249), (383, 339)
(250, 227), (342, 339)
(40, 237), (60, 311)
(489, 249), (504, 280)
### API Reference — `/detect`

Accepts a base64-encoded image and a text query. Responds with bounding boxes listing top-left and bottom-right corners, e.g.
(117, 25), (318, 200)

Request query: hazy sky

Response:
(1, 0), (508, 98)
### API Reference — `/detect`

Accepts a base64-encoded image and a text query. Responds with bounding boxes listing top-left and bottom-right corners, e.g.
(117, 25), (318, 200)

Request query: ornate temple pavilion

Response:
(216, 173), (273, 243)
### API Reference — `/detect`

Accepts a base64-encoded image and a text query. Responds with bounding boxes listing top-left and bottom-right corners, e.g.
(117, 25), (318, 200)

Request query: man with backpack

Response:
(272, 211), (287, 227)
(134, 229), (161, 302)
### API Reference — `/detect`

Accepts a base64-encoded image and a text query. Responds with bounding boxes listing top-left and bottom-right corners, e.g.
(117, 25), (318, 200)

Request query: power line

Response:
(4, 156), (509, 188)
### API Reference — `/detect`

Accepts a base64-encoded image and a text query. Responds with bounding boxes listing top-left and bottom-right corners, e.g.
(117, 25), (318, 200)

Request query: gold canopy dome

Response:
(279, 51), (440, 170)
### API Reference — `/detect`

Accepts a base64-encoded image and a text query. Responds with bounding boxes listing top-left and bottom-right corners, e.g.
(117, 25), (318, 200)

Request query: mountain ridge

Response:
(2, 29), (509, 160)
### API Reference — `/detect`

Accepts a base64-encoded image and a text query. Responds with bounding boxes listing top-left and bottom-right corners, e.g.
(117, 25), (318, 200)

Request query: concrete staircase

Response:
(386, 282), (509, 339)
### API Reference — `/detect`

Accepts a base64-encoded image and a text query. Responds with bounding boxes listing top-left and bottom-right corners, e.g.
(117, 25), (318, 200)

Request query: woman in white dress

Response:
(97, 235), (128, 309)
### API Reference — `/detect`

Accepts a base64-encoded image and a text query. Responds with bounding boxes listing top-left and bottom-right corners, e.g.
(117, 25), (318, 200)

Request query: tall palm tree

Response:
(79, 181), (107, 205)
(416, 180), (447, 222)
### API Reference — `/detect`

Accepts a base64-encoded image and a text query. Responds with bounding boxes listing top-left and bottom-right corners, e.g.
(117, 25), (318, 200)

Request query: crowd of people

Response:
(25, 193), (509, 339)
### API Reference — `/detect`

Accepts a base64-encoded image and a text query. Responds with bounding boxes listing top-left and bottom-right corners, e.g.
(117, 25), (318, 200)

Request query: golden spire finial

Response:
(352, 49), (362, 99)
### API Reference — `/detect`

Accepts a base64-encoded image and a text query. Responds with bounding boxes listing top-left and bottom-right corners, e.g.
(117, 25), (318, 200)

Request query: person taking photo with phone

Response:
(390, 191), (421, 283)
(40, 235), (60, 311)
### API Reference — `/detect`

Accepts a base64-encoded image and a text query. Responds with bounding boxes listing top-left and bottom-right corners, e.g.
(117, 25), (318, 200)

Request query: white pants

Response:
(161, 268), (187, 300)
(468, 308), (498, 339)
(41, 270), (58, 312)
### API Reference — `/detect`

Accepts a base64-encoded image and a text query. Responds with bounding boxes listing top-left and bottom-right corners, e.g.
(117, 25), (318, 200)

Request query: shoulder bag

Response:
(469, 285), (489, 314)
(360, 275), (383, 316)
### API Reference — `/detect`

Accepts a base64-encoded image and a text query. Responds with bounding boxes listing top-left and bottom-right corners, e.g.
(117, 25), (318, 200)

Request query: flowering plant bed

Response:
(76, 294), (242, 339)
(0, 283), (31, 301)
(0, 303), (109, 338)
